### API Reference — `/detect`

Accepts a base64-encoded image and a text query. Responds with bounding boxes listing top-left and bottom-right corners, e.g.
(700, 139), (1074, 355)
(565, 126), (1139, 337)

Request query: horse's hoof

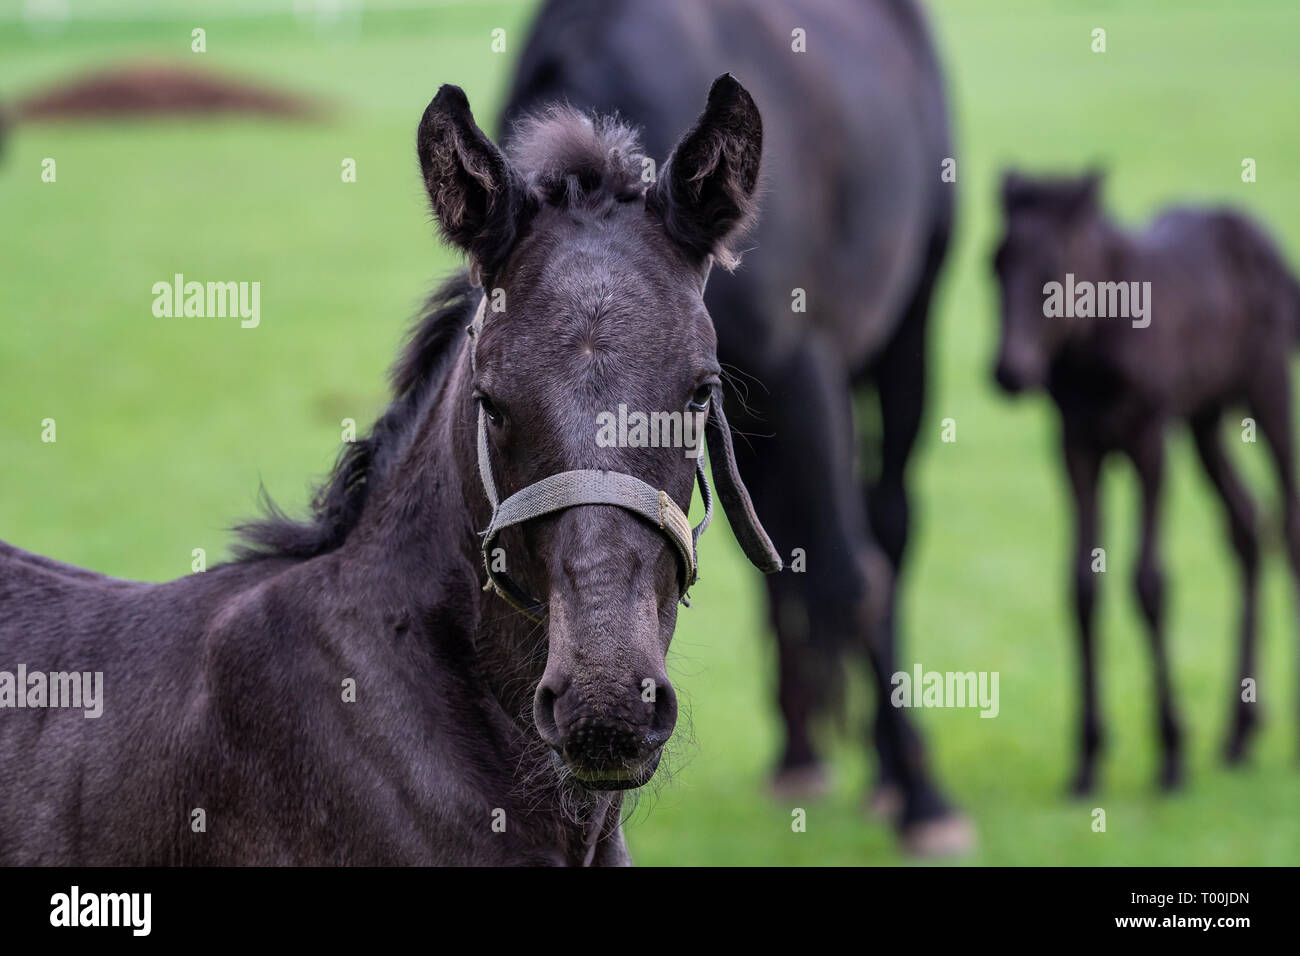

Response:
(864, 782), (904, 822)
(901, 813), (977, 857)
(768, 763), (831, 801)
(1159, 762), (1185, 791)
(1068, 771), (1096, 797)
(1223, 736), (1250, 766)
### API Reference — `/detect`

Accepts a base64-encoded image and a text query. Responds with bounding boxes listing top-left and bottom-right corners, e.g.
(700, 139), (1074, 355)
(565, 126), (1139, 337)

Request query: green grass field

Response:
(3, 0), (1299, 864)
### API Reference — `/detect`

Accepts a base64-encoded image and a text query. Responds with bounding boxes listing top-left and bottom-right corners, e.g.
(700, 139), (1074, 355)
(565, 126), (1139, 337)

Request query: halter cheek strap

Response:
(468, 294), (714, 623)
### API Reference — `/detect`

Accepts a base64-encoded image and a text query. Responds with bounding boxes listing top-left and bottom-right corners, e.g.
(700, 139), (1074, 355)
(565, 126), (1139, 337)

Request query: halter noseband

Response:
(467, 293), (714, 622)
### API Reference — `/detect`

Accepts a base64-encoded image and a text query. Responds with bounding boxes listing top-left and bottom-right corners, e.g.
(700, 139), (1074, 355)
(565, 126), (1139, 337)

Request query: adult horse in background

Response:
(505, 0), (967, 850)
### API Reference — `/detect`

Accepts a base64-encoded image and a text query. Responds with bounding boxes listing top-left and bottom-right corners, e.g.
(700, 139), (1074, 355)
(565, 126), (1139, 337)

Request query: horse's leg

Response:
(860, 583), (974, 854)
(726, 414), (823, 790)
(859, 229), (961, 842)
(1127, 422), (1183, 789)
(1063, 425), (1104, 795)
(1247, 361), (1300, 756)
(1191, 409), (1261, 763)
(766, 573), (829, 798)
(722, 344), (865, 797)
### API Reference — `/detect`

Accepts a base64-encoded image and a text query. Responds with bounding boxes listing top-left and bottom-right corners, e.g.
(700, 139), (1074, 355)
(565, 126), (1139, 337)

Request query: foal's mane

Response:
(231, 272), (477, 561)
(232, 106), (648, 562)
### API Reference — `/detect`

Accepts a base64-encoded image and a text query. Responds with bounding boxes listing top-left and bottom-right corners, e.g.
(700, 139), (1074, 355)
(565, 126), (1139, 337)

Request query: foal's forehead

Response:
(500, 214), (710, 355)
(1003, 207), (1062, 246)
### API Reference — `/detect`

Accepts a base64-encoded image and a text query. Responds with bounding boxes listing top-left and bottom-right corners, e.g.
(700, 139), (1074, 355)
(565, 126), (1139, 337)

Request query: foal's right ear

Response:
(1001, 169), (1040, 213)
(417, 85), (535, 279)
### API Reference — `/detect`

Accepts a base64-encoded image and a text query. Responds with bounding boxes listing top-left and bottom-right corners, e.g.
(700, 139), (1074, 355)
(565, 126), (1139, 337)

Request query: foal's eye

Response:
(477, 394), (503, 426)
(688, 385), (712, 411)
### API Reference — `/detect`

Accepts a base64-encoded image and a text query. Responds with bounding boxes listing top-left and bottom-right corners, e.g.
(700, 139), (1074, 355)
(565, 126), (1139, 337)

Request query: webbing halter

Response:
(468, 293), (714, 622)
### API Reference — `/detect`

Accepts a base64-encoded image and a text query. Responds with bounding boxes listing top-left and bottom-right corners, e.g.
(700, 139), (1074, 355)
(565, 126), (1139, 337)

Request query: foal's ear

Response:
(1002, 168), (1104, 225)
(1076, 168), (1105, 204)
(1057, 169), (1105, 225)
(648, 73), (763, 272)
(1001, 170), (1029, 209)
(417, 85), (534, 278)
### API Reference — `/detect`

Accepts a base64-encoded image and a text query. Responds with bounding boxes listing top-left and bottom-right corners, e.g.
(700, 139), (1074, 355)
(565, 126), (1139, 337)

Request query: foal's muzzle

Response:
(536, 677), (678, 790)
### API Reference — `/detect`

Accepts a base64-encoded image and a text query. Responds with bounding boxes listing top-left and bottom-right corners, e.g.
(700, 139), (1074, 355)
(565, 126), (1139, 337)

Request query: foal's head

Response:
(992, 170), (1105, 392)
(416, 76), (779, 789)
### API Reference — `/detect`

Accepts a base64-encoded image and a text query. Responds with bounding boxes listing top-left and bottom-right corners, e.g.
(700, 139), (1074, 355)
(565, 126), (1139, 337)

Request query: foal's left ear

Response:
(648, 73), (763, 272)
(417, 85), (535, 279)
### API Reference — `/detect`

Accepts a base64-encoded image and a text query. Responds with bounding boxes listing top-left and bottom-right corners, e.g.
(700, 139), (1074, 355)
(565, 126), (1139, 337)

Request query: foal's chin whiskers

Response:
(621, 699), (698, 830)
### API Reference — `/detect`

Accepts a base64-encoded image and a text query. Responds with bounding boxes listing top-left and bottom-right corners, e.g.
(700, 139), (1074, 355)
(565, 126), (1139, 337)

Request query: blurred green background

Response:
(2, 0), (1299, 864)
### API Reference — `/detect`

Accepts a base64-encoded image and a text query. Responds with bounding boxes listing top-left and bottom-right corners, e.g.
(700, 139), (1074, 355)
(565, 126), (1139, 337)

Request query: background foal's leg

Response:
(1190, 410), (1261, 763)
(1128, 423), (1183, 789)
(1063, 427), (1103, 794)
(1247, 360), (1300, 757)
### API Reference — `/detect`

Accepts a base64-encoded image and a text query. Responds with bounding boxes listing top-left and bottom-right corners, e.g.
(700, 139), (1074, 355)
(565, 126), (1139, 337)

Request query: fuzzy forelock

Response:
(506, 106), (648, 209)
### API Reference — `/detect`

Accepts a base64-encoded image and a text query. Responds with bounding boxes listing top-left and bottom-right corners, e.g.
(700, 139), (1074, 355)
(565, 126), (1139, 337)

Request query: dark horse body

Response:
(994, 172), (1300, 793)
(505, 0), (964, 846)
(1, 76), (782, 864)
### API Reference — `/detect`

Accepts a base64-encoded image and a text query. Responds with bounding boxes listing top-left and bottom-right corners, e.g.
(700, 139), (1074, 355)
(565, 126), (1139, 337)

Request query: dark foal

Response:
(505, 0), (966, 854)
(0, 78), (781, 864)
(993, 171), (1300, 793)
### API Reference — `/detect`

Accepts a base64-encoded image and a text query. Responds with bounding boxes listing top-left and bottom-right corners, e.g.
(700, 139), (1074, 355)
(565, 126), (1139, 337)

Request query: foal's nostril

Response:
(533, 682), (563, 749)
(647, 680), (678, 747)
